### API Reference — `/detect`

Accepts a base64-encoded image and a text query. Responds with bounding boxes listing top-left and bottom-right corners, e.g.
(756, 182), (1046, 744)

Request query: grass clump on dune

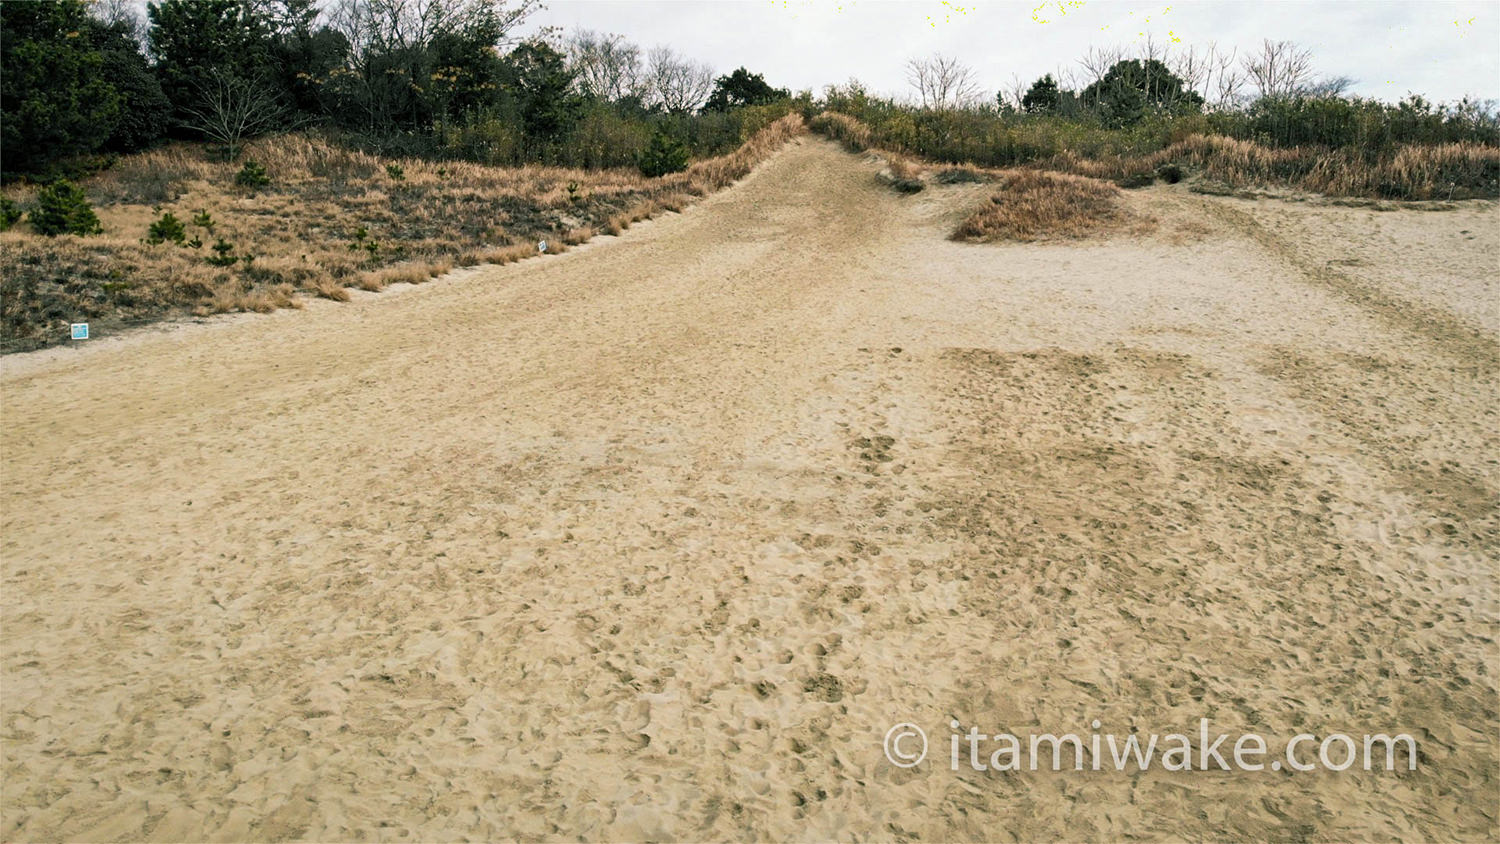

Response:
(953, 170), (1137, 242)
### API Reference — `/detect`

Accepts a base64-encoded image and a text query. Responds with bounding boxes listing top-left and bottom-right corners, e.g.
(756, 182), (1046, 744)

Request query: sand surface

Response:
(2, 138), (1497, 841)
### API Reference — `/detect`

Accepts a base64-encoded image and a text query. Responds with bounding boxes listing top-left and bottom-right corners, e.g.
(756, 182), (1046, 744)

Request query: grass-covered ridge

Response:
(0, 114), (804, 352)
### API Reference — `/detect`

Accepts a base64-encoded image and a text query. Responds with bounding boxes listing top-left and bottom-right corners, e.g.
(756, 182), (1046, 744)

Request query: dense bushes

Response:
(1216, 94), (1498, 151)
(638, 128), (691, 176)
(0, 198), (21, 232)
(823, 87), (1498, 173)
(815, 108), (1500, 201)
(816, 73), (1499, 199)
(0, 2), (122, 175)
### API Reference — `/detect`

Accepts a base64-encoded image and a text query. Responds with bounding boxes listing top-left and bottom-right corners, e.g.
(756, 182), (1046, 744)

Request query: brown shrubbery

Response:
(953, 170), (1134, 242)
(0, 114), (805, 351)
(808, 112), (874, 153)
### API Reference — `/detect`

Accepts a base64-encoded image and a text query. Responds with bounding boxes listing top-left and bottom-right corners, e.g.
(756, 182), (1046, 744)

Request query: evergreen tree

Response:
(638, 126), (689, 176)
(148, 0), (274, 126)
(0, 0), (123, 175)
(1081, 59), (1203, 127)
(92, 19), (172, 152)
(504, 41), (584, 146)
(1021, 74), (1063, 115)
(704, 67), (789, 112)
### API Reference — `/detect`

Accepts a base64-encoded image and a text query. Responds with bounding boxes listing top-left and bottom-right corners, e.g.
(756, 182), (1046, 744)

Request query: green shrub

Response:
(28, 180), (102, 236)
(638, 128), (690, 177)
(206, 237), (239, 266)
(385, 163), (405, 181)
(234, 160), (270, 188)
(0, 197), (21, 231)
(146, 211), (187, 244)
(192, 209), (215, 232)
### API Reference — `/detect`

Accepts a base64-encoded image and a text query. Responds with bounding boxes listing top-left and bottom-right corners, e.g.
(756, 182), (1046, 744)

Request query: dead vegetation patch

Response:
(952, 170), (1148, 242)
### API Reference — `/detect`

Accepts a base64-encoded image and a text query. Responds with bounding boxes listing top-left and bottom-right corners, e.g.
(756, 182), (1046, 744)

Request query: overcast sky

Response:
(523, 0), (1499, 104)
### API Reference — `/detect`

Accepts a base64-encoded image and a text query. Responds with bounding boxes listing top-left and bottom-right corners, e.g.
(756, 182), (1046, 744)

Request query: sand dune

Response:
(2, 138), (1496, 841)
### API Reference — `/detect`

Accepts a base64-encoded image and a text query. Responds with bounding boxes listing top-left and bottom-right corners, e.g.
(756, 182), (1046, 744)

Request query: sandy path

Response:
(2, 138), (1497, 841)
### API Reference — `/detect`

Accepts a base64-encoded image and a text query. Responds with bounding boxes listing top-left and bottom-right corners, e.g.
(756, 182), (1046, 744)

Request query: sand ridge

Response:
(1, 138), (1497, 840)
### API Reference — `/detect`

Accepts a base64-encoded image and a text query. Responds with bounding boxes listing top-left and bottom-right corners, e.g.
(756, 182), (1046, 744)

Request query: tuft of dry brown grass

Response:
(1, 115), (806, 352)
(953, 170), (1141, 242)
(881, 154), (926, 193)
(310, 277), (351, 301)
(561, 226), (594, 245)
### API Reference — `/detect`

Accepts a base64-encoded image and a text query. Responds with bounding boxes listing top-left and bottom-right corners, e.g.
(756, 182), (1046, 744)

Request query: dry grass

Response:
(561, 226), (595, 246)
(808, 112), (874, 153)
(1049, 134), (1500, 200)
(880, 154), (926, 193)
(953, 170), (1141, 242)
(1, 115), (805, 351)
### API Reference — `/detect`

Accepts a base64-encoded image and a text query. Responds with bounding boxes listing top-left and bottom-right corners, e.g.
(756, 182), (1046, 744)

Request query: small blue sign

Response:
(71, 323), (89, 340)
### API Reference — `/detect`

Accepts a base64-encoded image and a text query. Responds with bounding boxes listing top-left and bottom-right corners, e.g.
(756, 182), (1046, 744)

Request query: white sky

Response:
(523, 0), (1500, 104)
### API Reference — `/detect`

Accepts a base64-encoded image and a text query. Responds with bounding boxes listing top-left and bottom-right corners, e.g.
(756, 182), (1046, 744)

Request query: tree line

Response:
(3, 0), (1495, 182)
(1, 0), (794, 178)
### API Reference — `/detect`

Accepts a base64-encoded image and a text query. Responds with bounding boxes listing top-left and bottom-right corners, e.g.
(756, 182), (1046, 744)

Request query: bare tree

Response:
(998, 72), (1028, 111)
(905, 54), (981, 109)
(89, 0), (147, 47)
(1242, 39), (1315, 99)
(325, 0), (539, 130)
(329, 0), (537, 61)
(180, 69), (289, 159)
(1170, 44), (1211, 99)
(1077, 45), (1126, 88)
(567, 30), (643, 101)
(1207, 45), (1244, 109)
(1306, 75), (1356, 97)
(1054, 65), (1082, 92)
(644, 46), (713, 113)
(1138, 33), (1169, 65)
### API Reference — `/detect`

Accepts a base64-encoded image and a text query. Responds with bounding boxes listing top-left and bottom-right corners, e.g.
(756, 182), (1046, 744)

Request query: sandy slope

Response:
(1, 138), (1496, 841)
